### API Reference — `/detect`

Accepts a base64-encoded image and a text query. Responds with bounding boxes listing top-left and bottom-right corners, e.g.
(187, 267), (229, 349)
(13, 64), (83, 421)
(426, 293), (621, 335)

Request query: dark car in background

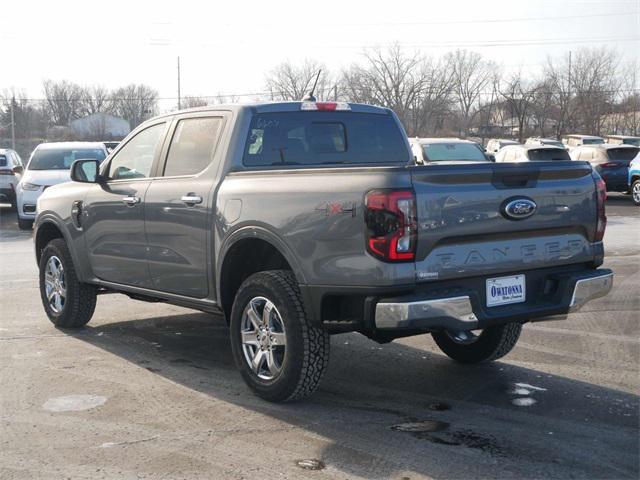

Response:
(570, 144), (640, 192)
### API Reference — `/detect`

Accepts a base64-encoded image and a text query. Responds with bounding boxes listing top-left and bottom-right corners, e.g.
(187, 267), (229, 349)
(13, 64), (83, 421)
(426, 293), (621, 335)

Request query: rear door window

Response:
(527, 148), (571, 161)
(243, 112), (409, 166)
(606, 147), (639, 163)
(163, 117), (223, 176)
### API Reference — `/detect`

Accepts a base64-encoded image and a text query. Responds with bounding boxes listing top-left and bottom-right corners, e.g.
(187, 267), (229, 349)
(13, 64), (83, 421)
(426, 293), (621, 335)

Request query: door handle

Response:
(181, 195), (203, 205)
(122, 195), (141, 206)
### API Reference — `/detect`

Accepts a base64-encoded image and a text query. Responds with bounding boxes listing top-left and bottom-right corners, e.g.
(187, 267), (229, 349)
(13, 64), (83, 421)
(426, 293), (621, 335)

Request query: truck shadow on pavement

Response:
(70, 311), (639, 480)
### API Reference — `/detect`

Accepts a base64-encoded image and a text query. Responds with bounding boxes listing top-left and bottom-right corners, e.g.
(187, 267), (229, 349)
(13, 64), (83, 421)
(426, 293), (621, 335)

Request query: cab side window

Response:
(108, 123), (166, 180)
(163, 117), (223, 177)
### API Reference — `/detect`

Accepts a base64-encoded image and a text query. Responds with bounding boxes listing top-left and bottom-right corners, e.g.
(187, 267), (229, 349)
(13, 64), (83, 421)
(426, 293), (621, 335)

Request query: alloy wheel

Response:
(240, 296), (287, 380)
(44, 256), (66, 313)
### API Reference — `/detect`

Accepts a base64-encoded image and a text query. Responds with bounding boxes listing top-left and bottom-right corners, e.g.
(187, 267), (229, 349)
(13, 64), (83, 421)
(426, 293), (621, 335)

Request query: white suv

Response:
(0, 148), (24, 209)
(17, 142), (107, 230)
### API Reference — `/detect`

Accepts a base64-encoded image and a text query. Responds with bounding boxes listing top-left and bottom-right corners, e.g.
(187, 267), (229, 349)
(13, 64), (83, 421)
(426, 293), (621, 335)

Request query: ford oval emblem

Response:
(502, 198), (537, 220)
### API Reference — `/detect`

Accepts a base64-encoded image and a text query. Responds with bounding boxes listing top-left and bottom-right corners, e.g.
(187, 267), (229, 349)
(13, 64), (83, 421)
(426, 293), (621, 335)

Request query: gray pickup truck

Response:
(34, 101), (613, 402)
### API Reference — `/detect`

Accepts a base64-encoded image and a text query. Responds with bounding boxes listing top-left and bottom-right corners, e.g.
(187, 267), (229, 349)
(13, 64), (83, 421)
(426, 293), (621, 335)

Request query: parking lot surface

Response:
(0, 194), (638, 479)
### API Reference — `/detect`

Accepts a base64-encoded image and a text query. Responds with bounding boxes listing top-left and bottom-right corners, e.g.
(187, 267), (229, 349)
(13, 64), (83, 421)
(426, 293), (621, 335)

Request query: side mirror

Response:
(12, 165), (23, 175)
(486, 153), (496, 162)
(70, 159), (101, 183)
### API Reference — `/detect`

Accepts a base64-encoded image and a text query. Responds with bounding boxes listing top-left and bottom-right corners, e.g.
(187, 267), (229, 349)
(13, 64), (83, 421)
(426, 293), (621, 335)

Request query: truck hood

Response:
(22, 169), (70, 187)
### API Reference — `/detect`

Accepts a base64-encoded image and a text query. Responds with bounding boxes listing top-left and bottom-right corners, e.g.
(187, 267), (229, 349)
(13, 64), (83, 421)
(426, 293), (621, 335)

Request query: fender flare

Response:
(34, 214), (86, 281)
(216, 224), (307, 301)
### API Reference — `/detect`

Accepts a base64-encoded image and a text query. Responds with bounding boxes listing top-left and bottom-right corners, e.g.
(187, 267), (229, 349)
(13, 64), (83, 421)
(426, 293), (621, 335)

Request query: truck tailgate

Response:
(410, 162), (598, 282)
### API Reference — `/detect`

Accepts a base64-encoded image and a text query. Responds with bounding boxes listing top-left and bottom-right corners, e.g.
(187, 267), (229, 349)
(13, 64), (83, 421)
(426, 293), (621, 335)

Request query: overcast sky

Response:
(2, 0), (638, 109)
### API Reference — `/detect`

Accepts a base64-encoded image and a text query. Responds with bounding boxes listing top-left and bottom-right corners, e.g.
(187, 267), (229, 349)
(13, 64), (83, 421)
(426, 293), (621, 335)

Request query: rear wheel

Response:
(39, 239), (97, 328)
(432, 322), (522, 364)
(18, 218), (33, 230)
(229, 270), (330, 402)
(632, 179), (640, 206)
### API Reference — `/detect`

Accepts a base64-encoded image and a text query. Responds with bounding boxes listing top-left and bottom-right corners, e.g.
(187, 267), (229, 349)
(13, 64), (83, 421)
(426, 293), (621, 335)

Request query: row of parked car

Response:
(409, 134), (640, 205)
(1, 130), (639, 233)
(0, 142), (115, 229)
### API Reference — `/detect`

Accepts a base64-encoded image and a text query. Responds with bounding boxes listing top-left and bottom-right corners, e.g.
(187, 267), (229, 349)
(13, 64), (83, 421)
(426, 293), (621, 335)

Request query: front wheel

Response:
(39, 239), (97, 328)
(229, 270), (330, 402)
(632, 179), (640, 206)
(432, 322), (522, 364)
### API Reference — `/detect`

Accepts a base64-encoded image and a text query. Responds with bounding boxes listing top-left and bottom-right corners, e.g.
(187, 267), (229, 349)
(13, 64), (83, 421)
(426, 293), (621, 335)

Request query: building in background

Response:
(70, 113), (130, 141)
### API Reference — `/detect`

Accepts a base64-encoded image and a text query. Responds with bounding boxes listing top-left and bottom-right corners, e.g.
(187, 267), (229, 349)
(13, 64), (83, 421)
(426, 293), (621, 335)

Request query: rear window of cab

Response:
(242, 112), (410, 167)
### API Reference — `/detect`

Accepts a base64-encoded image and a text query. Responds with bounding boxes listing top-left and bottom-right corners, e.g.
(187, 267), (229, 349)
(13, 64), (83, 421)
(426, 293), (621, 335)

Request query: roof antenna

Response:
(302, 69), (322, 102)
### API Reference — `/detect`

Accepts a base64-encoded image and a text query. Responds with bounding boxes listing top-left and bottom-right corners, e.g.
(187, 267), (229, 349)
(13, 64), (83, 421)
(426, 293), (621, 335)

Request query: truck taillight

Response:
(595, 177), (607, 242)
(365, 189), (417, 262)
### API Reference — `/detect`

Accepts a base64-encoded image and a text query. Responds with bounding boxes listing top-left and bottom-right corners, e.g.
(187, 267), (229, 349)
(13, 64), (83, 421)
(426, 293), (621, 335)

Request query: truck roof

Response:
(155, 101), (392, 119)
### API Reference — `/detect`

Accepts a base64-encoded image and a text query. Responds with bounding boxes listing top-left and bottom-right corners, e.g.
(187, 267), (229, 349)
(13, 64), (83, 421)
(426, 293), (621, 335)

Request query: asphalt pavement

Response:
(0, 193), (638, 480)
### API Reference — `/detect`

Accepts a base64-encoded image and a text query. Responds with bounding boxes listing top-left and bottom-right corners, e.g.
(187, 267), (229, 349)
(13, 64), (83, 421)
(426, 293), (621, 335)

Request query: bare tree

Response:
(529, 79), (558, 137)
(407, 58), (453, 136)
(265, 60), (331, 101)
(340, 45), (429, 136)
(80, 85), (113, 116)
(499, 71), (537, 142)
(181, 96), (209, 108)
(210, 94), (240, 105)
(43, 79), (84, 125)
(571, 47), (621, 135)
(0, 91), (48, 143)
(110, 84), (158, 129)
(445, 49), (495, 136)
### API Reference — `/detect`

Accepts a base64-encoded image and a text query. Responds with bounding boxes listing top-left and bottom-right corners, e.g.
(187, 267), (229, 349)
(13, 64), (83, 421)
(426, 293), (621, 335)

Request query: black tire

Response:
(432, 322), (522, 364)
(18, 218), (33, 230)
(632, 179), (640, 206)
(229, 270), (330, 402)
(39, 238), (97, 328)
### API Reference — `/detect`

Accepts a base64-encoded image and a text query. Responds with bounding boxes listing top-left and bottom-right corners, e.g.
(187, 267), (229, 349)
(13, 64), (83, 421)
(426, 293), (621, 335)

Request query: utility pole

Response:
(566, 50), (572, 135)
(568, 50), (572, 97)
(177, 56), (181, 110)
(10, 95), (16, 150)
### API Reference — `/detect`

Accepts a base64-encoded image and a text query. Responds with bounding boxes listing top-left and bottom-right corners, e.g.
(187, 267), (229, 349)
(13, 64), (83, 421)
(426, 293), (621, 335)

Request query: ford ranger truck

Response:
(33, 101), (613, 402)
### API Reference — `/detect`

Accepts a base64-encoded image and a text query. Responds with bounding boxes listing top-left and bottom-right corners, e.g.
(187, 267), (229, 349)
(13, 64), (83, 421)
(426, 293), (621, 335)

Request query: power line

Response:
(9, 87), (640, 103)
(320, 36), (639, 50)
(332, 11), (639, 26)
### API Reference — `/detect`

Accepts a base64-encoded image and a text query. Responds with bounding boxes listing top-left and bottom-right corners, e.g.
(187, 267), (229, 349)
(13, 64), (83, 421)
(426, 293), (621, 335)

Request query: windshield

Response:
(583, 138), (604, 145)
(622, 138), (640, 146)
(28, 148), (106, 170)
(243, 111), (409, 166)
(422, 143), (488, 162)
(527, 148), (571, 161)
(606, 147), (639, 163)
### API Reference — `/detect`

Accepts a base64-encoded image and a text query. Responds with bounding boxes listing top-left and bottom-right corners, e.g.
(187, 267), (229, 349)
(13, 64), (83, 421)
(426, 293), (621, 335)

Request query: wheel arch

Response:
(34, 216), (85, 281)
(217, 226), (306, 322)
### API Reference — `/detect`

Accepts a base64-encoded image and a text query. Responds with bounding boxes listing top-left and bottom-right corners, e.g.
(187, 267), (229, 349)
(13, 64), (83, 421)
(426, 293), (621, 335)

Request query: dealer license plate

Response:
(486, 274), (526, 307)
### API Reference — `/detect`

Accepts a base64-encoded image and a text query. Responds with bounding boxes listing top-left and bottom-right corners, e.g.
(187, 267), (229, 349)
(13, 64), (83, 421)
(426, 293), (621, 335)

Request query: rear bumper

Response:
(374, 269), (613, 331)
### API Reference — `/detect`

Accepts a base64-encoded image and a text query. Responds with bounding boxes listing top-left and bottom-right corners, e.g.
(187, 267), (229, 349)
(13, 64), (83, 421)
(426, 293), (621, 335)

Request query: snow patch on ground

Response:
(43, 394), (107, 412)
